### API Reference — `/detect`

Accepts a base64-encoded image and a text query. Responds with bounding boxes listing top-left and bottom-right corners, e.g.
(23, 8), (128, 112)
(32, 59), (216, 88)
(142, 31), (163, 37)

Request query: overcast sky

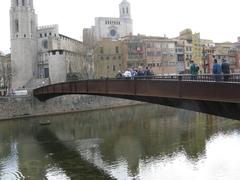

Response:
(0, 0), (240, 53)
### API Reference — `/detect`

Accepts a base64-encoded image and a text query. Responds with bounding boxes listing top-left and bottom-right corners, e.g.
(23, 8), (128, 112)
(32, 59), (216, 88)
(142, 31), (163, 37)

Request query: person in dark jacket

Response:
(221, 59), (230, 81)
(212, 59), (222, 81)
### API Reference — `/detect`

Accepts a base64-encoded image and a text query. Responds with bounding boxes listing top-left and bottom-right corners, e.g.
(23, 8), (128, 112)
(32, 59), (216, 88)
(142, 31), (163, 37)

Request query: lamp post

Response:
(202, 45), (207, 74)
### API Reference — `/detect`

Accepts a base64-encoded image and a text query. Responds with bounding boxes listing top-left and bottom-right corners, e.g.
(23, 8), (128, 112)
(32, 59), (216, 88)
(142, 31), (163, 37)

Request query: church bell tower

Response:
(10, 0), (38, 89)
(119, 0), (131, 19)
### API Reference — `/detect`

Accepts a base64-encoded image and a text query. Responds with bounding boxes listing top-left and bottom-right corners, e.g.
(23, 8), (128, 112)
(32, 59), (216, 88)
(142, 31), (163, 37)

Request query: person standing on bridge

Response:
(221, 59), (230, 81)
(190, 60), (197, 80)
(212, 59), (222, 81)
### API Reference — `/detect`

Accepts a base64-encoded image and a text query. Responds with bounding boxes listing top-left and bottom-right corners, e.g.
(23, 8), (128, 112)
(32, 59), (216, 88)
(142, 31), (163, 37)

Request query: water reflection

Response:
(0, 104), (240, 179)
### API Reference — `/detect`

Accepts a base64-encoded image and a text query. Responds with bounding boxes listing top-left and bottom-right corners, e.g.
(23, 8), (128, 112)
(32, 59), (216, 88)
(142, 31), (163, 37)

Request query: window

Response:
(44, 33), (47, 37)
(42, 40), (48, 49)
(24, 34), (26, 37)
(123, 8), (125, 14)
(31, 21), (34, 34)
(110, 29), (116, 37)
(22, 0), (25, 6)
(15, 20), (19, 33)
(113, 65), (116, 71)
(40, 33), (42, 38)
(116, 46), (119, 53)
(44, 68), (49, 78)
(126, 7), (129, 14)
(16, 0), (18, 6)
(100, 47), (104, 54)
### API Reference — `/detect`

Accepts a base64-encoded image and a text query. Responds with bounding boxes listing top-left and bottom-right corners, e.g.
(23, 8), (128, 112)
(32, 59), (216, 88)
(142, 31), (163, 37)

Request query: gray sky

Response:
(1, 0), (240, 53)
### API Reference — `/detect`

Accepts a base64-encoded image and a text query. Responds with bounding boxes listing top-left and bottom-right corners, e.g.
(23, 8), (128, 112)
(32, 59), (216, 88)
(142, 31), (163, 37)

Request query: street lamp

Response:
(202, 45), (207, 74)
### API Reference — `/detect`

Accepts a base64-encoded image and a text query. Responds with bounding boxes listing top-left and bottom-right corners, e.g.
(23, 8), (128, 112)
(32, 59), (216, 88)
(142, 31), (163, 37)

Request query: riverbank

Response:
(0, 95), (143, 120)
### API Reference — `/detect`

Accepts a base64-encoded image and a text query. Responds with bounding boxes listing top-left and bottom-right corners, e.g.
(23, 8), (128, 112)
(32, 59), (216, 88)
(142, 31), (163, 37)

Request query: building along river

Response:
(1, 104), (240, 179)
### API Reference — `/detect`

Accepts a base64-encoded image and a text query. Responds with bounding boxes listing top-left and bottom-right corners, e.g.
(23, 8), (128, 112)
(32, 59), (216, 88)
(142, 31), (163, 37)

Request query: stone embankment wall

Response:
(0, 95), (141, 120)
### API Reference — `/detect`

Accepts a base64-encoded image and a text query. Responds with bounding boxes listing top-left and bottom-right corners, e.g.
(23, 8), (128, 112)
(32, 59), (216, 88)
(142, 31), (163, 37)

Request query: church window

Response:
(22, 0), (25, 6)
(44, 33), (47, 37)
(24, 34), (26, 37)
(110, 29), (117, 37)
(123, 8), (125, 14)
(113, 65), (116, 71)
(16, 0), (19, 6)
(126, 7), (129, 14)
(49, 32), (52, 36)
(40, 33), (42, 38)
(15, 20), (19, 33)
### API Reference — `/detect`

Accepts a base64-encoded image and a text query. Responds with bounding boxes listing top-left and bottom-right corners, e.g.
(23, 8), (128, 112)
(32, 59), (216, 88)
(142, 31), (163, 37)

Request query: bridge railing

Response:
(112, 74), (240, 83)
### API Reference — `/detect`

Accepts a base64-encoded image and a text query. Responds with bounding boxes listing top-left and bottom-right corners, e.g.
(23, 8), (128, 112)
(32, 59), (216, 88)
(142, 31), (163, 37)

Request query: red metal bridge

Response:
(33, 74), (240, 120)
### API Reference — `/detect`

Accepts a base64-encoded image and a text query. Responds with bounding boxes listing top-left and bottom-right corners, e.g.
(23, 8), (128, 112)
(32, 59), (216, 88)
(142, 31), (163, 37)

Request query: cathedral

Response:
(83, 0), (133, 48)
(10, 0), (132, 90)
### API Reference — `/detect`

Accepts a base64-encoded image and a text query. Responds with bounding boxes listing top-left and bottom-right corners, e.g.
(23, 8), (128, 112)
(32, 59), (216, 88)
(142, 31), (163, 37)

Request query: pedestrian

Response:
(190, 60), (197, 80)
(116, 70), (123, 79)
(212, 59), (222, 81)
(221, 59), (230, 81)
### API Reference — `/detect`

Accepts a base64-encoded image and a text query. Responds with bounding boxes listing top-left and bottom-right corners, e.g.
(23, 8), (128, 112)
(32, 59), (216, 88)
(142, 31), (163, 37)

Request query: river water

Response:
(1, 104), (240, 180)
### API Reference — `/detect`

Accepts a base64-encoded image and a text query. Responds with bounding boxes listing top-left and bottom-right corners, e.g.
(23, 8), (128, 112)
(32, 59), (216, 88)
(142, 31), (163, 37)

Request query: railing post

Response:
(86, 80), (88, 93)
(178, 75), (182, 98)
(105, 78), (108, 94)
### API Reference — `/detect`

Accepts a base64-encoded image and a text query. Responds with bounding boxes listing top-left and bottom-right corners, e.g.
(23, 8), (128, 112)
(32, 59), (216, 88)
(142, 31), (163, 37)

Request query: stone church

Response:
(10, 0), (93, 90)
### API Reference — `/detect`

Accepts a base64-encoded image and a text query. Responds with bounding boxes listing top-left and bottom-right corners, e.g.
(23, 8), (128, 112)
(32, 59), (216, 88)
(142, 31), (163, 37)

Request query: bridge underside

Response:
(35, 92), (240, 121)
(114, 95), (240, 121)
(33, 79), (240, 121)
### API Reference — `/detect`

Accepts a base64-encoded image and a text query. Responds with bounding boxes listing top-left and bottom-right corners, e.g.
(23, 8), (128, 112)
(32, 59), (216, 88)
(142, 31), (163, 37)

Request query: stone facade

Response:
(10, 0), (92, 90)
(10, 0), (38, 89)
(94, 39), (126, 78)
(0, 95), (140, 120)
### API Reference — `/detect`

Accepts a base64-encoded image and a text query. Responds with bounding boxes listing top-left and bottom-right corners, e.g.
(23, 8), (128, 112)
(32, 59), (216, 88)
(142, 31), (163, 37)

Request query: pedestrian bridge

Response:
(33, 74), (240, 120)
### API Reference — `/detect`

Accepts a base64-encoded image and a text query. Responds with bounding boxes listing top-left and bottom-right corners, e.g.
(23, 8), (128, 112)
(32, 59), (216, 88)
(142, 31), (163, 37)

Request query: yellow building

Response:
(94, 38), (126, 78)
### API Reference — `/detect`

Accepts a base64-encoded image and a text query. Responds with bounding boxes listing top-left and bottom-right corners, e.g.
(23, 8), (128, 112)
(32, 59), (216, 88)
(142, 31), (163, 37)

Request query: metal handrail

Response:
(111, 74), (240, 83)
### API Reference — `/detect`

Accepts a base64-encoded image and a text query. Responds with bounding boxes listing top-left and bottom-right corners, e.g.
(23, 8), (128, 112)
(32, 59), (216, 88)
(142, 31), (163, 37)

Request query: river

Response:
(1, 104), (240, 180)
